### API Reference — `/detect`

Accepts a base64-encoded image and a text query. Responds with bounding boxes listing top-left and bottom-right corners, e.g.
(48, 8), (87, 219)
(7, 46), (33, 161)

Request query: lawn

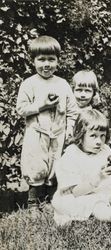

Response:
(0, 203), (111, 250)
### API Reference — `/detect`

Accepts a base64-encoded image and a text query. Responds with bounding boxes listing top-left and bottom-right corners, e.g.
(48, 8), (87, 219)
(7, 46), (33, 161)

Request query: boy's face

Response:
(74, 83), (94, 108)
(82, 129), (106, 154)
(34, 54), (58, 79)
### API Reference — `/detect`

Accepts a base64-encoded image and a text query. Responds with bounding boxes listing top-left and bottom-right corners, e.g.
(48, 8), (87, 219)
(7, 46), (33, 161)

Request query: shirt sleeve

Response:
(66, 83), (78, 128)
(16, 81), (39, 117)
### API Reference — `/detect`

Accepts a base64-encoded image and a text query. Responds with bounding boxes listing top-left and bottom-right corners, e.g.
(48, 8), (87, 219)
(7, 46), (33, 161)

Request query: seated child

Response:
(52, 109), (111, 225)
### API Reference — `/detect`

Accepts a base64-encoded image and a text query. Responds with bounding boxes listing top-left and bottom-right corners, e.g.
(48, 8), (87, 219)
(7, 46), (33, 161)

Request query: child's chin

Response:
(92, 148), (101, 154)
(85, 148), (101, 154)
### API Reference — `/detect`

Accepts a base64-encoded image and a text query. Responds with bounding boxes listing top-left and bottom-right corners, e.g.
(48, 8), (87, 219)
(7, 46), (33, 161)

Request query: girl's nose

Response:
(81, 91), (85, 98)
(96, 137), (102, 145)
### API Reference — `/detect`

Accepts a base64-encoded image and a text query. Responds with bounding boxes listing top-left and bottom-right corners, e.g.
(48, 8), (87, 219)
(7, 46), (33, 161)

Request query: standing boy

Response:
(16, 35), (76, 205)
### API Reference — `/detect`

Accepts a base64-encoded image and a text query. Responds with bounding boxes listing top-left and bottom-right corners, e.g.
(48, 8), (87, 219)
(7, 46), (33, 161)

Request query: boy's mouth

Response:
(43, 68), (51, 72)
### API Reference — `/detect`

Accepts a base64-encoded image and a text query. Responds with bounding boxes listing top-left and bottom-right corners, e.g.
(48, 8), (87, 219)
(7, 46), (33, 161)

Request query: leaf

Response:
(103, 37), (108, 44)
(3, 126), (10, 136)
(0, 77), (3, 86)
(1, 7), (10, 11)
(30, 28), (37, 35)
(0, 20), (4, 25)
(16, 24), (22, 32)
(16, 37), (22, 44)
(14, 133), (23, 145)
(8, 137), (14, 148)
(19, 53), (25, 58)
(10, 155), (17, 165)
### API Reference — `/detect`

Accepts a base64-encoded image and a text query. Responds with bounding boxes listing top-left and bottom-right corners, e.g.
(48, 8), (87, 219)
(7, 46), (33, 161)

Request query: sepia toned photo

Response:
(0, 0), (111, 249)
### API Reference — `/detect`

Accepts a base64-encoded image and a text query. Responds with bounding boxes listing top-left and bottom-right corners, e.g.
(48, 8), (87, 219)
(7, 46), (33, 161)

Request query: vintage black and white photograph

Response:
(0, 0), (111, 249)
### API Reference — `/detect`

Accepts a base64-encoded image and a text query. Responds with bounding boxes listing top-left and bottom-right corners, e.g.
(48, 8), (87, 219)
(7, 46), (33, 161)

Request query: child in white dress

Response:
(52, 109), (111, 225)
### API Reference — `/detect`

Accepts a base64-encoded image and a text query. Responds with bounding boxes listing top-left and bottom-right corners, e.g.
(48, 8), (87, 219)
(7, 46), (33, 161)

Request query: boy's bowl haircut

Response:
(29, 35), (61, 59)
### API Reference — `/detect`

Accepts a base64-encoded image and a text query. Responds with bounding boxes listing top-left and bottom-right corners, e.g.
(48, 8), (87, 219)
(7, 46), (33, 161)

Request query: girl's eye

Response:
(85, 89), (92, 93)
(90, 134), (96, 138)
(75, 88), (82, 92)
(101, 134), (106, 139)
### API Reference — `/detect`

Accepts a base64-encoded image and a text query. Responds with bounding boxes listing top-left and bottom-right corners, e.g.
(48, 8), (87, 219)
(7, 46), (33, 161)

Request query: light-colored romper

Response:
(16, 74), (76, 185)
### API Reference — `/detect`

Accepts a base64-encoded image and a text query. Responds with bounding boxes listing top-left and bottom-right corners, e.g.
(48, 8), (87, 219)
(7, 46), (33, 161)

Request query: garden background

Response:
(1, 0), (111, 191)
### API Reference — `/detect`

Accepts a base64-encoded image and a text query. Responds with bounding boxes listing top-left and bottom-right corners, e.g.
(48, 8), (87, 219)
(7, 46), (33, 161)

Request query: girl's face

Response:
(34, 54), (58, 79)
(74, 83), (94, 108)
(82, 129), (106, 154)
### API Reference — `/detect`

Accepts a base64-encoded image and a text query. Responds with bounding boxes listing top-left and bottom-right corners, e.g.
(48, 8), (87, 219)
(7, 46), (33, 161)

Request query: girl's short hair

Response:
(29, 35), (61, 59)
(72, 70), (100, 106)
(73, 70), (99, 93)
(73, 109), (110, 148)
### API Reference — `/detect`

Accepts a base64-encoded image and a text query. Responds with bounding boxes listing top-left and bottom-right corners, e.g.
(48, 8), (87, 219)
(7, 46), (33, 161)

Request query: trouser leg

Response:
(21, 129), (49, 185)
(45, 132), (65, 201)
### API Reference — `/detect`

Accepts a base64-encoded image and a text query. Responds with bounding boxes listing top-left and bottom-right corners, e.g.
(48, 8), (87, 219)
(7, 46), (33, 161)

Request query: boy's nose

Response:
(44, 60), (50, 66)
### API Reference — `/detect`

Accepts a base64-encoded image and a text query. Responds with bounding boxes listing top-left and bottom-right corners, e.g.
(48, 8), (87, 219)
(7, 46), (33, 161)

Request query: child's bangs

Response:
(29, 36), (61, 58)
(35, 45), (60, 56)
(77, 82), (95, 89)
(88, 119), (110, 142)
(89, 124), (108, 132)
(87, 115), (108, 132)
(73, 70), (99, 91)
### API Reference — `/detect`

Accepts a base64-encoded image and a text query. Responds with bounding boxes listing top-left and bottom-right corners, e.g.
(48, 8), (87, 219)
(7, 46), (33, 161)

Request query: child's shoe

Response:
(28, 184), (46, 208)
(45, 177), (57, 202)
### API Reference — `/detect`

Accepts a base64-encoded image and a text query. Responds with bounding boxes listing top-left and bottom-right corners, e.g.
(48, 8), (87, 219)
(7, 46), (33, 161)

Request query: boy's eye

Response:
(48, 57), (56, 61)
(38, 57), (45, 61)
(37, 57), (55, 62)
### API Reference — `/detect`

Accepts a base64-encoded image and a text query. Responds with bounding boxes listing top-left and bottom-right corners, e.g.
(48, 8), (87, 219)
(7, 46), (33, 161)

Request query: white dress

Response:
(52, 144), (111, 224)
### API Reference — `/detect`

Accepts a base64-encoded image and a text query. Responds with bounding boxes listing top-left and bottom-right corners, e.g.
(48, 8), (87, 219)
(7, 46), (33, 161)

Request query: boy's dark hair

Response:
(29, 35), (61, 59)
(73, 109), (110, 148)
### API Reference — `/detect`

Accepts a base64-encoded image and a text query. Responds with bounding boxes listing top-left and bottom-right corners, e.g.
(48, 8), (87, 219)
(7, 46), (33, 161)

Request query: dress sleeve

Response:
(16, 81), (39, 117)
(55, 145), (80, 189)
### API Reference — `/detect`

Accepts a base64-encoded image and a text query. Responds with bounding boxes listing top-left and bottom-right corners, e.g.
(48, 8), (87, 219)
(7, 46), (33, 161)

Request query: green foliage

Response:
(1, 0), (111, 184)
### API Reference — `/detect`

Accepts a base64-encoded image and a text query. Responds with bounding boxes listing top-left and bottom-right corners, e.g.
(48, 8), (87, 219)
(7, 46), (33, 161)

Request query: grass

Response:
(0, 203), (111, 250)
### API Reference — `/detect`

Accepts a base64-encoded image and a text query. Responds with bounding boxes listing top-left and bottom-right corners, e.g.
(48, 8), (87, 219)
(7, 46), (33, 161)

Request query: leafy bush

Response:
(1, 0), (111, 185)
